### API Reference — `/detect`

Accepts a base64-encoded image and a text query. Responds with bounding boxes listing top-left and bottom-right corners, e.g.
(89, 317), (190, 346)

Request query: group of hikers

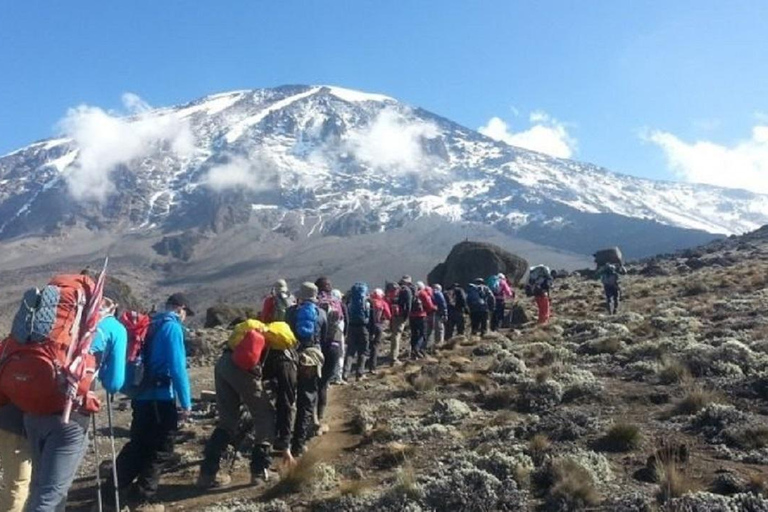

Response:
(0, 258), (625, 512)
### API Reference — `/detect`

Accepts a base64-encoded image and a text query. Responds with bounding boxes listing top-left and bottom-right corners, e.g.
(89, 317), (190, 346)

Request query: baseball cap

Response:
(166, 292), (195, 316)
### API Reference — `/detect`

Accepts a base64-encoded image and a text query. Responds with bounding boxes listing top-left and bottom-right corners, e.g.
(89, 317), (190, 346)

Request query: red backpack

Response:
(232, 330), (268, 372)
(0, 274), (100, 415)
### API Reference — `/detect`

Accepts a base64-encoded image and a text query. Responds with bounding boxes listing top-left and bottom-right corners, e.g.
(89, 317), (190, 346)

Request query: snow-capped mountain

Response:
(2, 84), (767, 258)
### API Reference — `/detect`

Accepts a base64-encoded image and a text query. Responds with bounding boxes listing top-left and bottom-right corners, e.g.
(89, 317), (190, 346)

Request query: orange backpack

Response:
(0, 274), (100, 415)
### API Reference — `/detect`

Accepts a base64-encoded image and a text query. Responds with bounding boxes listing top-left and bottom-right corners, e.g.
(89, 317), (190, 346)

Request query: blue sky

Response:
(1, 1), (767, 189)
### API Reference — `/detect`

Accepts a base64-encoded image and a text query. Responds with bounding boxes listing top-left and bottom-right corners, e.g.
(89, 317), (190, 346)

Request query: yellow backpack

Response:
(265, 321), (297, 351)
(227, 319), (267, 350)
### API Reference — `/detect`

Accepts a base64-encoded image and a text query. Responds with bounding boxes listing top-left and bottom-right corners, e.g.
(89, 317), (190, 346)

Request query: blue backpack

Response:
(467, 285), (486, 311)
(486, 275), (501, 294)
(295, 302), (319, 341)
(347, 282), (370, 326)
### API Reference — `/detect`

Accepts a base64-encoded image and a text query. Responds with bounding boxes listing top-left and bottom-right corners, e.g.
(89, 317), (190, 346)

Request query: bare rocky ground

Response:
(64, 230), (768, 511)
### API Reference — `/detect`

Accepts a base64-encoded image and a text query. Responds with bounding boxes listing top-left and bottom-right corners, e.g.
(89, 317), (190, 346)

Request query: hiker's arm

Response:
(168, 325), (192, 410)
(100, 324), (127, 394)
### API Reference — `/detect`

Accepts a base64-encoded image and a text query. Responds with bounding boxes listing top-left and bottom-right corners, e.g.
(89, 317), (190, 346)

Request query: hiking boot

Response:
(291, 444), (307, 457)
(196, 471), (232, 489)
(132, 502), (165, 512)
(251, 467), (271, 484)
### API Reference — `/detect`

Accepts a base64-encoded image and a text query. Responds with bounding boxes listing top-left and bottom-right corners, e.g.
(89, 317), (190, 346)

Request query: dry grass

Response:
(409, 373), (438, 392)
(482, 387), (518, 410)
(392, 463), (421, 500)
(654, 454), (700, 503)
(658, 358), (691, 384)
(596, 423), (642, 452)
(671, 383), (722, 416)
(338, 478), (374, 496)
(374, 442), (415, 469)
(585, 337), (624, 355)
(726, 425), (768, 450)
(450, 371), (497, 393)
(488, 409), (518, 426)
(544, 459), (601, 510)
(528, 434), (551, 464)
(262, 450), (321, 499)
(748, 473), (768, 496)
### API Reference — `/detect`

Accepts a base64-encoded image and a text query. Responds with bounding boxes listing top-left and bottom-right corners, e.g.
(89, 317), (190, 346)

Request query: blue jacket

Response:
(90, 315), (127, 394)
(433, 290), (448, 317)
(135, 312), (192, 410)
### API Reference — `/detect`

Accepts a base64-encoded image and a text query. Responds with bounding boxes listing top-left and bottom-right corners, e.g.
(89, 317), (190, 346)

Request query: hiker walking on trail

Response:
(0, 403), (31, 512)
(489, 273), (514, 331)
(328, 289), (347, 384)
(426, 284), (447, 351)
(410, 281), (436, 359)
(597, 263), (623, 315)
(367, 288), (392, 373)
(197, 319), (275, 489)
(343, 282), (373, 380)
(467, 278), (495, 337)
(261, 279), (295, 323)
(20, 294), (126, 512)
(445, 283), (469, 339)
(315, 279), (346, 432)
(103, 293), (193, 512)
(388, 277), (413, 366)
(286, 283), (327, 457)
(527, 266), (553, 325)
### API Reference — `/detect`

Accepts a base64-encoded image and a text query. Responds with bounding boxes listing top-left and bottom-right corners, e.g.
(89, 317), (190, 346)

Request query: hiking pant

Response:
(292, 366), (319, 453)
(331, 335), (345, 382)
(344, 324), (369, 378)
(367, 325), (384, 371)
(446, 309), (465, 338)
(104, 400), (177, 504)
(318, 343), (342, 421)
(200, 353), (275, 477)
(0, 429), (31, 512)
(604, 285), (620, 315)
(431, 315), (445, 348)
(470, 310), (488, 336)
(389, 316), (408, 364)
(491, 299), (505, 331)
(272, 358), (297, 451)
(24, 413), (89, 512)
(409, 317), (426, 355)
(424, 313), (436, 349)
(535, 294), (551, 324)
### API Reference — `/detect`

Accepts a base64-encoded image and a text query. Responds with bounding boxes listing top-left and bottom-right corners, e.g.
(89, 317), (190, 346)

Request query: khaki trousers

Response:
(0, 429), (32, 512)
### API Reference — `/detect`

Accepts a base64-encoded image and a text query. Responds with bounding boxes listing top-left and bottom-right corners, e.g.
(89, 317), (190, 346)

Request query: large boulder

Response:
(204, 303), (259, 328)
(428, 241), (528, 287)
(593, 247), (624, 268)
(104, 276), (144, 312)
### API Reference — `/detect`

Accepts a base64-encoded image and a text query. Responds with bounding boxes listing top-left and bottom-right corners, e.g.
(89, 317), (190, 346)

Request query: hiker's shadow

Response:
(97, 426), (130, 438)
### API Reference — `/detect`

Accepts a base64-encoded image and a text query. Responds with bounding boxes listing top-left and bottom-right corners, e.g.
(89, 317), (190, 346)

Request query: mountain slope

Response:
(1, 84), (767, 261)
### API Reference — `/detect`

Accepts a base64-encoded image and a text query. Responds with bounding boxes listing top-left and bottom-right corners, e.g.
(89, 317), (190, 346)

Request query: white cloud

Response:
(478, 111), (577, 159)
(344, 108), (440, 173)
(646, 125), (768, 193)
(58, 94), (195, 202)
(204, 153), (277, 191)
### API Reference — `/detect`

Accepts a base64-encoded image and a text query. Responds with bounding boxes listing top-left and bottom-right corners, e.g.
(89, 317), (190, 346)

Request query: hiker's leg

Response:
(369, 328), (381, 371)
(445, 312), (455, 339)
(136, 401), (177, 502)
(23, 414), (88, 512)
(424, 314), (434, 351)
(332, 336), (345, 382)
(200, 355), (241, 477)
(342, 336), (356, 379)
(457, 312), (466, 336)
(434, 316), (445, 346)
(318, 344), (340, 420)
(480, 311), (489, 336)
(390, 317), (403, 364)
(292, 370), (319, 453)
(355, 327), (369, 378)
(0, 429), (31, 512)
(103, 404), (150, 504)
(242, 385), (275, 476)
(274, 360), (297, 451)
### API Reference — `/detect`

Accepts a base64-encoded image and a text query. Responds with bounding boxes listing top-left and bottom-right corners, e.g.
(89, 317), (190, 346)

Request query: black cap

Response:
(166, 293), (195, 316)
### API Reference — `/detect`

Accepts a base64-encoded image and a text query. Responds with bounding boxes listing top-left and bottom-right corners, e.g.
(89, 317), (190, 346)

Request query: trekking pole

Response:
(106, 394), (121, 511)
(91, 413), (103, 512)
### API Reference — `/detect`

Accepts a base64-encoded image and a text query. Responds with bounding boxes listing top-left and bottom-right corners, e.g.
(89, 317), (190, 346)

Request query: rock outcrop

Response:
(427, 241), (528, 286)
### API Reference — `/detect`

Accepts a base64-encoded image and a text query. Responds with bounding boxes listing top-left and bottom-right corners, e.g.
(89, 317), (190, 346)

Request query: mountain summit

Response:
(2, 84), (768, 258)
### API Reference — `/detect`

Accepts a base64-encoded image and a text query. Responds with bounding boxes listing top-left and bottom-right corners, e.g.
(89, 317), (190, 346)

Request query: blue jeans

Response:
(24, 414), (89, 512)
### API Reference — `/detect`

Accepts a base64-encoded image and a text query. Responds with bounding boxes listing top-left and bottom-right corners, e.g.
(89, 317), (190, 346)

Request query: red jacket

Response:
(410, 289), (436, 319)
(371, 297), (392, 325)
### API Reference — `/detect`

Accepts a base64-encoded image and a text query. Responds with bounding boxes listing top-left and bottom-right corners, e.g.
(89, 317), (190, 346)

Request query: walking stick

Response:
(91, 413), (103, 512)
(106, 394), (121, 511)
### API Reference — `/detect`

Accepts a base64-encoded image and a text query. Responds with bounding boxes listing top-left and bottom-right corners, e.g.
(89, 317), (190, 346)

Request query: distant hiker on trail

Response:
(343, 282), (373, 380)
(527, 265), (553, 325)
(285, 283), (327, 457)
(19, 293), (126, 512)
(261, 279), (295, 323)
(597, 263), (624, 315)
(315, 278), (347, 388)
(426, 284), (447, 351)
(410, 281), (437, 359)
(197, 319), (275, 489)
(489, 273), (514, 331)
(104, 293), (193, 512)
(467, 278), (495, 337)
(445, 283), (469, 339)
(388, 277), (413, 366)
(0, 403), (30, 512)
(328, 288), (347, 385)
(367, 288), (392, 374)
